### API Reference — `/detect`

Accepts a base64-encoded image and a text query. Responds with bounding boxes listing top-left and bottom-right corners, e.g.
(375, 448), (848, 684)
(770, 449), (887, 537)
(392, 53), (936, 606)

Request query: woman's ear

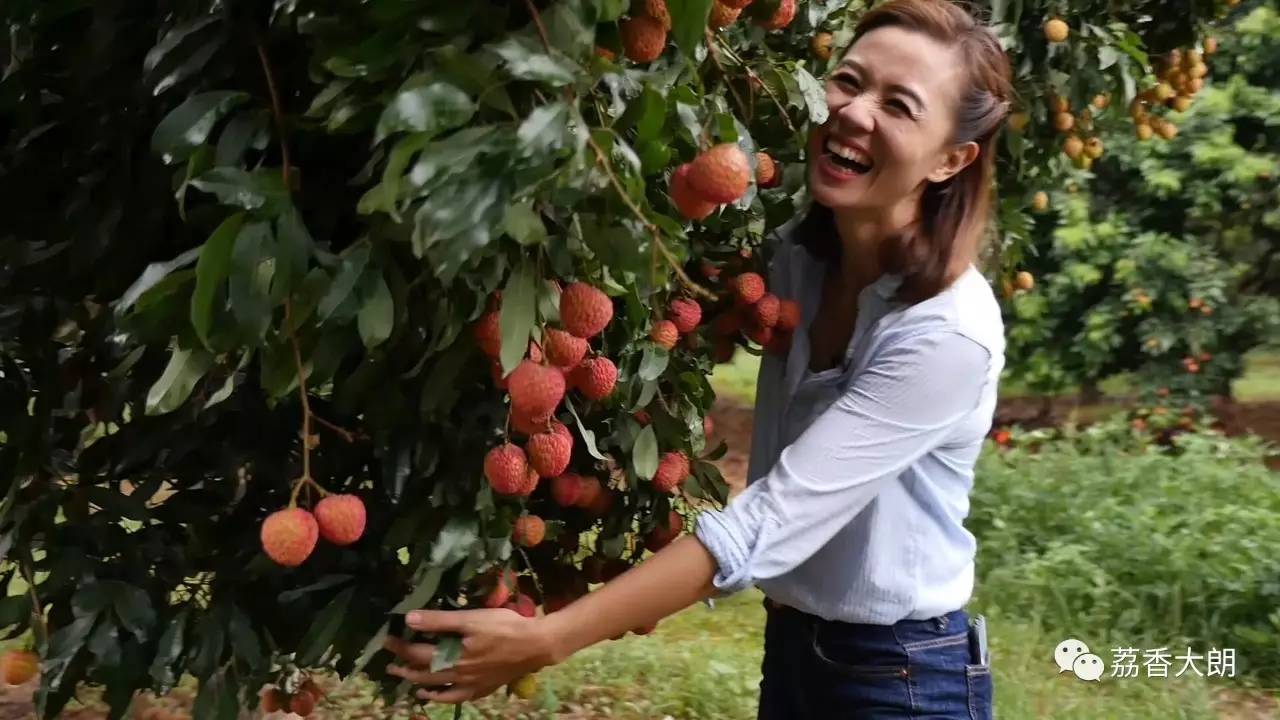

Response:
(927, 141), (980, 184)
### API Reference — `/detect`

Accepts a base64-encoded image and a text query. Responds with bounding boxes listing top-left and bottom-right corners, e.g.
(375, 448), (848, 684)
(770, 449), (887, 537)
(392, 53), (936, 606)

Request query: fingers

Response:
(382, 636), (436, 667)
(385, 663), (457, 686)
(406, 609), (471, 634)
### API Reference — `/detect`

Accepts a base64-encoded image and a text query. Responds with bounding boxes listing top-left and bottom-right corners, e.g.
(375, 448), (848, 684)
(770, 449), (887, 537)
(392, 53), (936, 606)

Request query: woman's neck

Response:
(831, 194), (921, 293)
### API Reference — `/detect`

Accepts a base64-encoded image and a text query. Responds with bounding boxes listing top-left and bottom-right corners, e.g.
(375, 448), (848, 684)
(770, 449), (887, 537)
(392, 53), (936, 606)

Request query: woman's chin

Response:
(807, 163), (867, 209)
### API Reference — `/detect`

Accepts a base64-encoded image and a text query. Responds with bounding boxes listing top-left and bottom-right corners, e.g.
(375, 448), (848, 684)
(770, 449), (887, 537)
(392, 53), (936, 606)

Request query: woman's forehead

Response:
(840, 26), (965, 102)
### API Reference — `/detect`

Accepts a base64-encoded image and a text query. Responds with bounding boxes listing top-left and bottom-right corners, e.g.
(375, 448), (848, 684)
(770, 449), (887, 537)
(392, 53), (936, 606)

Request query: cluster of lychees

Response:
(260, 491), (367, 569)
(700, 267), (801, 363)
(613, 0), (797, 64)
(669, 144), (780, 221)
(258, 677), (326, 717)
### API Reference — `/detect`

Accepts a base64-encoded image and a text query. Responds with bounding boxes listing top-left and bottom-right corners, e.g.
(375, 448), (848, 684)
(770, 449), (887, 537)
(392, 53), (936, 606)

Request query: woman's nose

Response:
(832, 94), (876, 135)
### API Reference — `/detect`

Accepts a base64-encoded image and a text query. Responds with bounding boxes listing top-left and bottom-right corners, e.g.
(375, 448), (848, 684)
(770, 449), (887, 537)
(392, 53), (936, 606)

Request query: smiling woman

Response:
(384, 1), (1014, 717)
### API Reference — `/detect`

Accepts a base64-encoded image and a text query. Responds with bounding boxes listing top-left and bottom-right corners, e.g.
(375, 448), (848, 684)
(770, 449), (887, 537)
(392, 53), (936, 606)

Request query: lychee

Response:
(652, 451), (690, 493)
(634, 0), (672, 29)
(645, 510), (684, 551)
(508, 359), (566, 419)
(259, 688), (285, 713)
(751, 293), (780, 328)
(713, 309), (744, 336)
(734, 272), (766, 305)
(560, 283), (614, 339)
(688, 144), (751, 204)
(708, 1), (741, 28)
(261, 507), (320, 567)
(527, 423), (573, 478)
(551, 472), (585, 507)
(573, 357), (618, 401)
(651, 320), (679, 350)
(511, 409), (553, 436)
(756, 0), (795, 30)
(776, 299), (800, 332)
(668, 298), (702, 334)
(473, 311), (501, 358)
(746, 324), (774, 347)
(621, 16), (667, 63)
(670, 163), (717, 221)
(755, 152), (779, 188)
(485, 443), (530, 495)
(719, 0), (753, 8)
(503, 593), (538, 618)
(544, 328), (589, 368)
(712, 337), (736, 364)
(512, 515), (547, 547)
(0, 650), (38, 686)
(484, 568), (519, 608)
(289, 690), (316, 717)
(314, 494), (366, 546)
(574, 475), (604, 509)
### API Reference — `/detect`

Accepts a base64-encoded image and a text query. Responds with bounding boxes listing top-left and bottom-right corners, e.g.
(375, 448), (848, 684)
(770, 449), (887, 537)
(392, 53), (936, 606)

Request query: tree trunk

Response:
(1079, 379), (1103, 405)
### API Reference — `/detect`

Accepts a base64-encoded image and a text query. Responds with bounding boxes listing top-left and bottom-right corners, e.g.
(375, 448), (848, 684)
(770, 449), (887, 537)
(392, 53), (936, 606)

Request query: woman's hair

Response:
(796, 0), (1013, 303)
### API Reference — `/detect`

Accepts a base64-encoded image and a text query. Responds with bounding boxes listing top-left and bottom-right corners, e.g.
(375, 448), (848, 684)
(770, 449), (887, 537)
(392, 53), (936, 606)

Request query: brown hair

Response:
(796, 0), (1012, 303)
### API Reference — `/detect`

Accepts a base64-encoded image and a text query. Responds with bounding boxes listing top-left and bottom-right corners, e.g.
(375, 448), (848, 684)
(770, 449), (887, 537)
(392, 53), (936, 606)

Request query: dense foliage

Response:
(0, 0), (1240, 716)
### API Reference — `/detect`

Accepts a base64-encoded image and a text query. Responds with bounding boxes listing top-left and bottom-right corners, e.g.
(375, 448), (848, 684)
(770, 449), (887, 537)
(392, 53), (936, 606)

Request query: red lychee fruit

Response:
(776, 299), (800, 332)
(508, 359), (566, 420)
(668, 298), (702, 334)
(688, 144), (751, 204)
(621, 16), (667, 63)
(757, 0), (796, 30)
(573, 357), (618, 401)
(544, 328), (589, 368)
(527, 422), (573, 478)
(560, 283), (614, 339)
(652, 451), (690, 493)
(755, 152), (779, 188)
(651, 320), (679, 350)
(645, 510), (684, 551)
(314, 494), (366, 546)
(752, 293), (780, 328)
(485, 443), (530, 495)
(473, 311), (501, 358)
(261, 507), (320, 567)
(512, 515), (547, 547)
(733, 272), (766, 305)
(670, 163), (718, 220)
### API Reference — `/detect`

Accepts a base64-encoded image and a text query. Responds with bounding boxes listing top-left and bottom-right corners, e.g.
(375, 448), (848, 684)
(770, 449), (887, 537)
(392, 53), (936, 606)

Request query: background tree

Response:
(0, 0), (1239, 717)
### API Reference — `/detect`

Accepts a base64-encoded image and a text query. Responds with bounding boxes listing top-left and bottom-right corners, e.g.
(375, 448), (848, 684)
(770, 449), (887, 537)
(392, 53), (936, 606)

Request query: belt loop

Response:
(935, 615), (949, 631)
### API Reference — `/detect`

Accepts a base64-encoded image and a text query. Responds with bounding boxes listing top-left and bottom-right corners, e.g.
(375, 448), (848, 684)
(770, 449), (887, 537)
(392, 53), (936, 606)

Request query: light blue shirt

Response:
(695, 216), (1006, 625)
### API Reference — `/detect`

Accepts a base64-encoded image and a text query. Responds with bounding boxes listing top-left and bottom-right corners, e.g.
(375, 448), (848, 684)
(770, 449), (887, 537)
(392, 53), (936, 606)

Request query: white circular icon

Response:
(1073, 652), (1105, 681)
(1054, 638), (1090, 673)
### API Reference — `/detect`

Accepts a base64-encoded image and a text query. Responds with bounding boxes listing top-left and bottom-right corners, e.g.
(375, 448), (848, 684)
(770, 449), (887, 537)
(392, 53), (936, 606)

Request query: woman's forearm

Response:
(537, 535), (720, 663)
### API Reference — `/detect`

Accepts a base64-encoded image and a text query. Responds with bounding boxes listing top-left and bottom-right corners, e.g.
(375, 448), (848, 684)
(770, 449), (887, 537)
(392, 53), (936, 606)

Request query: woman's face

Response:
(807, 26), (975, 214)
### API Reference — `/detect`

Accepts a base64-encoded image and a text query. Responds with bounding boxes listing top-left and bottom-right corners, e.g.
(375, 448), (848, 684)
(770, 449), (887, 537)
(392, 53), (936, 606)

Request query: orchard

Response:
(0, 0), (1252, 718)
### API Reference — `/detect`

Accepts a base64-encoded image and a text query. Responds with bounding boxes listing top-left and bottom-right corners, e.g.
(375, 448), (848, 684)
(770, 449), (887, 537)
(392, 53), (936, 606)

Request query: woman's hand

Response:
(383, 608), (559, 704)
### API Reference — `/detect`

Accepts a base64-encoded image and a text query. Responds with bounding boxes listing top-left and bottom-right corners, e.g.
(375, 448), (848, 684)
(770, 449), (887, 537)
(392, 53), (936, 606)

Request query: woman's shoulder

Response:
(884, 266), (1005, 358)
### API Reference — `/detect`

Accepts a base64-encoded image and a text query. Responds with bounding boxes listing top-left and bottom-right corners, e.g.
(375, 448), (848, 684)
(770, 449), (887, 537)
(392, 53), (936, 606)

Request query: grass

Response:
(710, 349), (1280, 405)
(418, 589), (1226, 720)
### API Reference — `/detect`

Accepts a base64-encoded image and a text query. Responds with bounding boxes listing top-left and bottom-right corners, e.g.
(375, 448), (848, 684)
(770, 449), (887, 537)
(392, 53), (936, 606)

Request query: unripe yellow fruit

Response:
(510, 674), (539, 700)
(1084, 137), (1104, 159)
(1135, 123), (1154, 141)
(1053, 112), (1075, 132)
(1171, 95), (1193, 112)
(1008, 112), (1030, 132)
(1203, 37), (1218, 55)
(1016, 271), (1035, 291)
(1092, 94), (1110, 109)
(1155, 82), (1175, 101)
(1044, 18), (1069, 42)
(1031, 191), (1049, 212)
(1157, 121), (1178, 140)
(1062, 135), (1084, 159)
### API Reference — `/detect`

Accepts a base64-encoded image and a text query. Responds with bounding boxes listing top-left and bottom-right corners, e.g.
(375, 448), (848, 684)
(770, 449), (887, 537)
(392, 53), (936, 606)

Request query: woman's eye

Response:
(888, 99), (912, 115)
(833, 74), (859, 90)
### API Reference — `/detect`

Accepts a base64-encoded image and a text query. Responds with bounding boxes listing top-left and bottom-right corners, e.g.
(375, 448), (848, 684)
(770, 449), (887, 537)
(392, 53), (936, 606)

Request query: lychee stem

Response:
(704, 28), (752, 123)
(713, 39), (798, 134)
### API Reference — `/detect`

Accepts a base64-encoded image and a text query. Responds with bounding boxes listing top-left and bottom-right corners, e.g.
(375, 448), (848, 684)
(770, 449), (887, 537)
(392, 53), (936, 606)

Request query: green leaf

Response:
(391, 566), (445, 615)
(192, 669), (238, 720)
(431, 635), (464, 672)
(228, 606), (264, 672)
(565, 397), (607, 461)
(499, 258), (539, 374)
(375, 83), (476, 144)
(190, 213), (245, 348)
(214, 110), (266, 167)
(669, 0), (713, 57)
(152, 91), (249, 163)
(297, 587), (356, 666)
(1098, 45), (1120, 70)
(190, 168), (288, 212)
(517, 102), (571, 156)
(431, 516), (481, 568)
(639, 346), (669, 381)
(318, 243), (372, 321)
(795, 69), (828, 124)
(595, 0), (629, 21)
(148, 612), (187, 687)
(143, 16), (219, 76)
(503, 202), (547, 246)
(145, 347), (214, 416)
(490, 37), (577, 86)
(633, 425), (659, 480)
(357, 272), (395, 348)
(228, 222), (274, 342)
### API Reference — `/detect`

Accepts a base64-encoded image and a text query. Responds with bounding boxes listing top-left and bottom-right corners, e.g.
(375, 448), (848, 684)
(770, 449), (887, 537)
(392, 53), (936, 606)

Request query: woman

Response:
(385, 0), (1012, 716)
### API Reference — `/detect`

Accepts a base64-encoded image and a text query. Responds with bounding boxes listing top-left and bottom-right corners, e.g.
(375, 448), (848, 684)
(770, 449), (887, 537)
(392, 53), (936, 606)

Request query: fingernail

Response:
(407, 611), (424, 625)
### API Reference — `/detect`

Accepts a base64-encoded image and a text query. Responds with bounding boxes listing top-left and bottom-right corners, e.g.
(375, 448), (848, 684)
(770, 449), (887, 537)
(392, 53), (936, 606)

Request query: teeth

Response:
(825, 138), (871, 166)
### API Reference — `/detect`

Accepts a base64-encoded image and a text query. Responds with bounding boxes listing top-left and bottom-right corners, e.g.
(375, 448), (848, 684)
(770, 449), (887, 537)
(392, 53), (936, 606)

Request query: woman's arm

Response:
(385, 536), (718, 703)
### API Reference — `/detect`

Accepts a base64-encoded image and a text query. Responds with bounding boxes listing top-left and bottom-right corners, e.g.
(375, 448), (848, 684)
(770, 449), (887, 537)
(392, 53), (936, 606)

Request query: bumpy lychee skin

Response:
(708, 1), (742, 28)
(756, 0), (796, 30)
(314, 494), (366, 546)
(650, 320), (679, 350)
(688, 144), (751, 204)
(261, 507), (320, 567)
(527, 423), (573, 478)
(719, 0), (754, 9)
(670, 163), (717, 220)
(560, 283), (614, 339)
(734, 272), (766, 305)
(652, 451), (690, 493)
(645, 510), (684, 552)
(635, 0), (672, 29)
(776, 299), (801, 332)
(512, 515), (547, 547)
(574, 475), (605, 510)
(259, 688), (285, 713)
(0, 650), (38, 686)
(621, 16), (667, 63)
(752, 293), (780, 328)
(289, 690), (316, 717)
(516, 468), (540, 496)
(544, 328), (589, 368)
(573, 356), (618, 401)
(473, 311), (502, 358)
(510, 409), (553, 436)
(668, 298), (702, 334)
(485, 443), (530, 495)
(755, 152), (779, 188)
(746, 324), (774, 347)
(551, 472), (585, 507)
(508, 359), (566, 420)
(484, 568), (518, 608)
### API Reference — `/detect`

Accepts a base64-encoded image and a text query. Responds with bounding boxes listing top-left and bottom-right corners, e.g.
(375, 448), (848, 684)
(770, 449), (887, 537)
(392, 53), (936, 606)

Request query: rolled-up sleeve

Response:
(696, 330), (990, 594)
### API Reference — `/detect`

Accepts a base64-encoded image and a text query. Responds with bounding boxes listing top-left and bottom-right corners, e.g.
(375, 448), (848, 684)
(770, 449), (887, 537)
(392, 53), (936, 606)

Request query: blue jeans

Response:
(758, 600), (993, 719)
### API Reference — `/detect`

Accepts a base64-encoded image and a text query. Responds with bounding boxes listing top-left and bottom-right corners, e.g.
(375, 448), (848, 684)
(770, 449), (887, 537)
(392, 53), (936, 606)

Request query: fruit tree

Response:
(0, 0), (1238, 716)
